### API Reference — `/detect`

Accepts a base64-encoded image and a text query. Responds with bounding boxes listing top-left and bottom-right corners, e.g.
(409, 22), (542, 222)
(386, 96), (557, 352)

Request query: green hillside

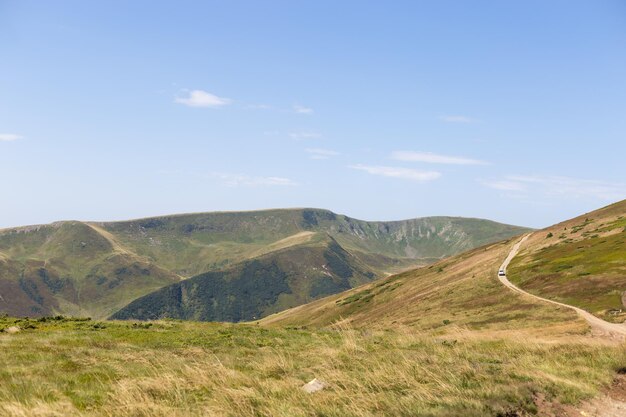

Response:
(0, 208), (530, 320)
(508, 200), (626, 323)
(111, 236), (375, 322)
(0, 222), (181, 319)
(261, 236), (581, 332)
(261, 201), (626, 330)
(96, 208), (530, 276)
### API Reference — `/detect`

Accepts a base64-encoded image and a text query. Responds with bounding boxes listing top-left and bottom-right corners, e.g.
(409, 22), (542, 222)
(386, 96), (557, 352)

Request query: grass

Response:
(261, 238), (583, 334)
(508, 201), (626, 323)
(0, 316), (624, 417)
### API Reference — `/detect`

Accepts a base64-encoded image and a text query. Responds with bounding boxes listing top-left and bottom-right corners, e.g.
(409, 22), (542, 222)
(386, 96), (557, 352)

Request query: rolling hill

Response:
(0, 221), (181, 319)
(261, 200), (626, 331)
(111, 235), (376, 322)
(0, 208), (530, 320)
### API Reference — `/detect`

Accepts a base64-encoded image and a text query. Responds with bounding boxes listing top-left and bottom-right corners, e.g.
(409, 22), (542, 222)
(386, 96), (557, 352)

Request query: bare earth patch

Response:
(574, 374), (626, 417)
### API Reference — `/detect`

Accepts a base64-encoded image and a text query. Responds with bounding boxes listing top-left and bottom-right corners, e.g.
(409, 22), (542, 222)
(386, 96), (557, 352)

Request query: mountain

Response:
(95, 208), (531, 276)
(0, 208), (530, 320)
(0, 221), (181, 319)
(261, 200), (626, 330)
(111, 235), (376, 322)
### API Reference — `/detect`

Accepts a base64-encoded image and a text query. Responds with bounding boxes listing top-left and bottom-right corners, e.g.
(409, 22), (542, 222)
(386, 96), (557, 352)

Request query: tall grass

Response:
(0, 318), (624, 416)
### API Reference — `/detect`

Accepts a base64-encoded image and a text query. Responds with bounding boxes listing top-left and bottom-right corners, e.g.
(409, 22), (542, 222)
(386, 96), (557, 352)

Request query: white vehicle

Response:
(498, 269), (506, 277)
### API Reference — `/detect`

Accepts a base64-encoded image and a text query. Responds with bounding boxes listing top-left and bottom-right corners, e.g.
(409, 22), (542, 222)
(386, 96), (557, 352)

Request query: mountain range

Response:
(0, 208), (530, 320)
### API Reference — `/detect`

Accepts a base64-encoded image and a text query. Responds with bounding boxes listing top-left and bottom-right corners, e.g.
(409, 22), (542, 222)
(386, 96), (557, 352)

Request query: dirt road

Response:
(499, 234), (626, 340)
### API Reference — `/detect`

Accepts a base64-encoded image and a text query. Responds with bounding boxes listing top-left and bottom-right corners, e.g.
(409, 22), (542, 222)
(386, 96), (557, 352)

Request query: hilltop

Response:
(0, 208), (529, 320)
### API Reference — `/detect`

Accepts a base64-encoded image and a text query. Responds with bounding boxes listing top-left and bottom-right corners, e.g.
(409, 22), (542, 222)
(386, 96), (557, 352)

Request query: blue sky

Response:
(1, 0), (625, 229)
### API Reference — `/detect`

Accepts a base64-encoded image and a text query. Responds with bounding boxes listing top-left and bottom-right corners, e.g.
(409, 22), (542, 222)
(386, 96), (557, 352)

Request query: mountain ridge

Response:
(0, 208), (531, 320)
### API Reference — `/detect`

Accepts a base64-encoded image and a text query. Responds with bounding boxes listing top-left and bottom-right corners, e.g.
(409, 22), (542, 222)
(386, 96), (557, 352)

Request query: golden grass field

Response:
(0, 316), (624, 417)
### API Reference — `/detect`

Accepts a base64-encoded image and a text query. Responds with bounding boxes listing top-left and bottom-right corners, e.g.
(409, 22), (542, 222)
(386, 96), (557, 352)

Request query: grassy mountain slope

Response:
(0, 208), (529, 319)
(0, 222), (181, 318)
(261, 237), (583, 334)
(507, 199), (626, 323)
(262, 201), (626, 330)
(97, 208), (531, 276)
(111, 235), (376, 322)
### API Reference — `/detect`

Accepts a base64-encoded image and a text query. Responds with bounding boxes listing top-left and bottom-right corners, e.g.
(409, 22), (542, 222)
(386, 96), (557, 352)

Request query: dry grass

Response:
(261, 238), (585, 336)
(508, 200), (626, 323)
(0, 317), (624, 417)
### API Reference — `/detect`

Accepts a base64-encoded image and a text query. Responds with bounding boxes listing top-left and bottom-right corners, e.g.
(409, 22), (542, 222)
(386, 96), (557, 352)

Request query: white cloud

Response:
(293, 104), (313, 114)
(289, 131), (321, 140)
(480, 180), (526, 192)
(440, 115), (478, 123)
(305, 148), (339, 160)
(391, 151), (487, 165)
(213, 173), (297, 187)
(350, 164), (441, 182)
(482, 175), (626, 200)
(175, 90), (232, 108)
(0, 134), (22, 142)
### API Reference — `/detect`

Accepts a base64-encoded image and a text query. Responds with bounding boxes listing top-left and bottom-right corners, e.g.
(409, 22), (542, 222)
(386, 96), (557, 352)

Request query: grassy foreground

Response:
(0, 316), (624, 417)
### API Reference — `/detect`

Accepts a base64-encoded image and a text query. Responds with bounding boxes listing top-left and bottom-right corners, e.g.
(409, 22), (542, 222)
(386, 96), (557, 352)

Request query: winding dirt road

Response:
(500, 234), (626, 340)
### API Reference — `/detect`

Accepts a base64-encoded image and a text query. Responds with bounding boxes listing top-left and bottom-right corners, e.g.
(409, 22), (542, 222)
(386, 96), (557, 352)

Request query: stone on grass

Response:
(5, 326), (20, 334)
(301, 378), (327, 394)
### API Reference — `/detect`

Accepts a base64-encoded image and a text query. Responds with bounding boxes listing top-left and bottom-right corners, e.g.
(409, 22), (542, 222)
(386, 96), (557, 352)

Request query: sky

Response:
(1, 0), (626, 229)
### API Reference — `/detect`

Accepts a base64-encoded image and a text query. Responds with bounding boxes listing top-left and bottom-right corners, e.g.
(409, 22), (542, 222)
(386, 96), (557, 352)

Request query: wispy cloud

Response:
(175, 90), (232, 108)
(0, 134), (22, 142)
(305, 148), (339, 160)
(440, 115), (478, 123)
(293, 104), (313, 114)
(350, 164), (441, 182)
(245, 103), (273, 110)
(213, 173), (297, 187)
(481, 175), (626, 200)
(289, 131), (321, 140)
(480, 180), (527, 192)
(391, 151), (487, 165)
